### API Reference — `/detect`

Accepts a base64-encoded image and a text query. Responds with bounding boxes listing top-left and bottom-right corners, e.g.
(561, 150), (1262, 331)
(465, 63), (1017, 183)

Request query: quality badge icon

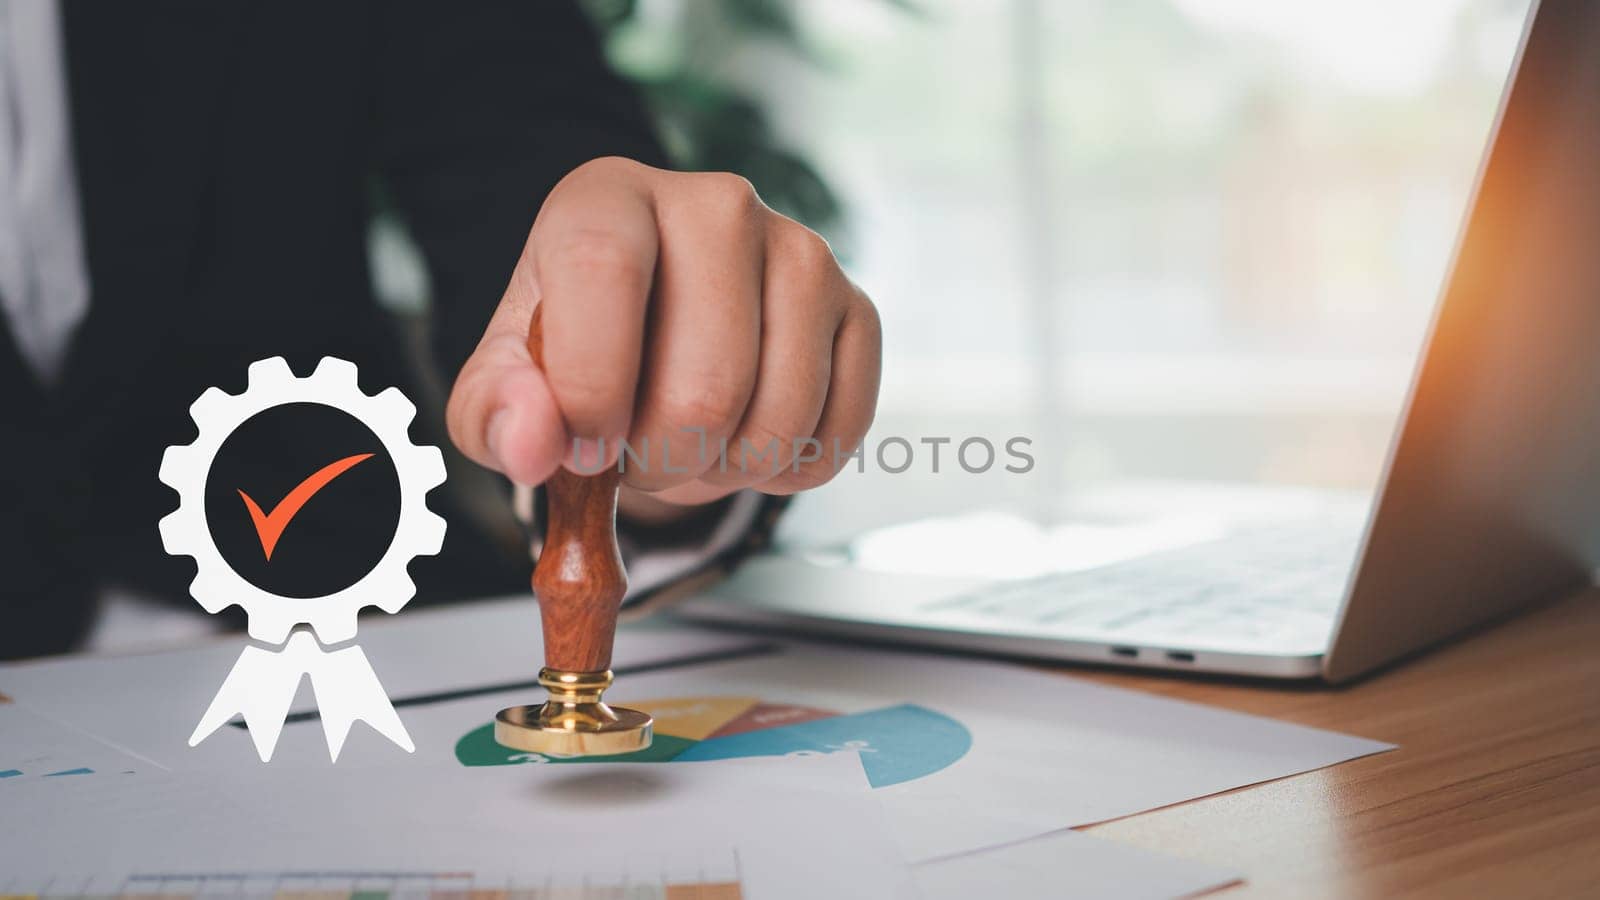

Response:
(158, 357), (447, 761)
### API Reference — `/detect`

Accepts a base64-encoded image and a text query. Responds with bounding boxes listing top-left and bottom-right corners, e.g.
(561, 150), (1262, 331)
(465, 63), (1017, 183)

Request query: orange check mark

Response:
(237, 453), (373, 561)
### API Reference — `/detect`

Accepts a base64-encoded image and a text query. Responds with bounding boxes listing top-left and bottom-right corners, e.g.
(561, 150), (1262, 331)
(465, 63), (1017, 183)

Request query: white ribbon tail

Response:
(309, 642), (415, 761)
(190, 630), (413, 762)
(189, 641), (305, 762)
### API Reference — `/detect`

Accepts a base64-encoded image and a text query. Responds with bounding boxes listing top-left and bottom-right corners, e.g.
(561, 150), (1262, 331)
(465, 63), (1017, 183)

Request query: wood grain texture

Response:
(527, 304), (627, 672)
(1073, 590), (1600, 898)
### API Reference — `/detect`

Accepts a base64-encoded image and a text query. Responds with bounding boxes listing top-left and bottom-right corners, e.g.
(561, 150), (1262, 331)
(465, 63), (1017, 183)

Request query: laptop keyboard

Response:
(917, 522), (1364, 649)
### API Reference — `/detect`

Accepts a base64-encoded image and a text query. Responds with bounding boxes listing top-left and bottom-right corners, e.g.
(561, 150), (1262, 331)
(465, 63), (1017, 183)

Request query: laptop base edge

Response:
(675, 600), (1327, 680)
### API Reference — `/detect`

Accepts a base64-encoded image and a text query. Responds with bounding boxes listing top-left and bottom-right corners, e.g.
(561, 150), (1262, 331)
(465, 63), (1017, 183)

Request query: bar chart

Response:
(2, 866), (744, 900)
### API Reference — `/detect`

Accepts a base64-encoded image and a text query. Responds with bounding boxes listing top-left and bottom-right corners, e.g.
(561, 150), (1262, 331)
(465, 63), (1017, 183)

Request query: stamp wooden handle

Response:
(526, 304), (626, 672)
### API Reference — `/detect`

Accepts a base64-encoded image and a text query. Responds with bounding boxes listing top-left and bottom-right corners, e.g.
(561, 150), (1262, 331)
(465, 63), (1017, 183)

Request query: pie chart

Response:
(455, 695), (972, 788)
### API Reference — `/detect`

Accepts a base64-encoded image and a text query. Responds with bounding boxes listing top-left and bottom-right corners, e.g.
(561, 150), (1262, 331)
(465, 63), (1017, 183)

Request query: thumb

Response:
(446, 258), (568, 487)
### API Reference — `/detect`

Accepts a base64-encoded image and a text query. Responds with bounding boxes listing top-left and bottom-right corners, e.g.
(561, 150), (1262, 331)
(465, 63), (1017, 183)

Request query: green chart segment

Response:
(456, 696), (972, 788)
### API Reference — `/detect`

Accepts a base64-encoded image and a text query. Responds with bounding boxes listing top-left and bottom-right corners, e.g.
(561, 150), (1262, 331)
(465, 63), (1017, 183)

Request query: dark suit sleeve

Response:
(373, 0), (667, 380)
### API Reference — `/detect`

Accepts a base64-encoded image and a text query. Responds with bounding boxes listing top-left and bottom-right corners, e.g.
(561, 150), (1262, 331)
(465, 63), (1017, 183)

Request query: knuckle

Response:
(546, 368), (627, 426)
(443, 396), (471, 452)
(800, 448), (846, 485)
(444, 370), (485, 452)
(698, 171), (762, 222)
(849, 285), (880, 322)
(653, 379), (748, 436)
(776, 222), (837, 281)
(568, 155), (645, 185)
(699, 420), (786, 485)
(851, 292), (883, 342)
(741, 420), (792, 456)
(766, 461), (837, 495)
(545, 229), (646, 284)
(620, 462), (690, 492)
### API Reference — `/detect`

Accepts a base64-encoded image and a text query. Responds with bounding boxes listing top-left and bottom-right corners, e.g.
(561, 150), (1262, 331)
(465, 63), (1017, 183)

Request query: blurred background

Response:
(379, 0), (1536, 546)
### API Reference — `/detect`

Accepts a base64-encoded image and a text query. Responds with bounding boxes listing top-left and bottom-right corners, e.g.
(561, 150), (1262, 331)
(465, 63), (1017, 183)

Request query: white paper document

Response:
(1, 598), (1393, 865)
(0, 754), (915, 900)
(0, 599), (770, 773)
(915, 829), (1240, 900)
(0, 702), (150, 778)
(370, 643), (1391, 861)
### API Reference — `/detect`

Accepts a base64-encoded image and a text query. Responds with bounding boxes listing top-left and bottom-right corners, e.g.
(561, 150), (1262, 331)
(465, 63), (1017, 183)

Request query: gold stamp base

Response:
(493, 667), (653, 757)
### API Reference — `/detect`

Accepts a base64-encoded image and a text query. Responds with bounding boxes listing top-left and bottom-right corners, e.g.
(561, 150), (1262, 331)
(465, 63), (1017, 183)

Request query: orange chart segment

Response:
(709, 702), (838, 738)
(633, 696), (762, 741)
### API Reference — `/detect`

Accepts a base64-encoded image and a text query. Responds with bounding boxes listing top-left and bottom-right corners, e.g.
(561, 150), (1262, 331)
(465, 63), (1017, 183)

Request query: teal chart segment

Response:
(456, 696), (972, 788)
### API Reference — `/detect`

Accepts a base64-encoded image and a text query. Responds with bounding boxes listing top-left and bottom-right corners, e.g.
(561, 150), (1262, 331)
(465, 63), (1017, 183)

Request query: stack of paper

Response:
(1, 755), (917, 899)
(0, 598), (1392, 898)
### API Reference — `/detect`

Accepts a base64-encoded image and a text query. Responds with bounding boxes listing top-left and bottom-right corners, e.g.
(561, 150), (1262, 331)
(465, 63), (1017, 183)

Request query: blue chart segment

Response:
(675, 704), (970, 787)
(0, 766), (96, 778)
(456, 696), (973, 788)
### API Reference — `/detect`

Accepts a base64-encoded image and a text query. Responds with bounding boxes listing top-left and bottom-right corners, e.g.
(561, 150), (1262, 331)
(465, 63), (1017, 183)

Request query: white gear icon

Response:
(158, 355), (447, 644)
(158, 356), (448, 761)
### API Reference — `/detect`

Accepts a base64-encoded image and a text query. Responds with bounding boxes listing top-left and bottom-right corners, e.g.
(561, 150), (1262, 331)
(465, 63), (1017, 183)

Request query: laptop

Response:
(680, 0), (1600, 683)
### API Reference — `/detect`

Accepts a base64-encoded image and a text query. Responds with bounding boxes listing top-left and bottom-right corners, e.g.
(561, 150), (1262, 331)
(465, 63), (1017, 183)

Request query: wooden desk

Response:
(1076, 590), (1600, 897)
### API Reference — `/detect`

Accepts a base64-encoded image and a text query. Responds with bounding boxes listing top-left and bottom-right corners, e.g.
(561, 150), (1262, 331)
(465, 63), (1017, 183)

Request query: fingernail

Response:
(566, 437), (607, 474)
(486, 408), (511, 467)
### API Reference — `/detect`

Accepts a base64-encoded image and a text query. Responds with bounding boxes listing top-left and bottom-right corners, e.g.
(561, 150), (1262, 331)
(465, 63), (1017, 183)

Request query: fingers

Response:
(762, 291), (882, 494)
(650, 222), (877, 505)
(445, 261), (567, 487)
(531, 158), (660, 470)
(649, 287), (878, 505)
(449, 156), (883, 509)
(622, 173), (764, 492)
(688, 222), (840, 494)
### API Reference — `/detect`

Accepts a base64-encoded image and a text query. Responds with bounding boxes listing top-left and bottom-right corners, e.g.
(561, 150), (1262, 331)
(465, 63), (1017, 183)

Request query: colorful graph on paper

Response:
(0, 703), (140, 780)
(1, 867), (743, 900)
(455, 695), (972, 787)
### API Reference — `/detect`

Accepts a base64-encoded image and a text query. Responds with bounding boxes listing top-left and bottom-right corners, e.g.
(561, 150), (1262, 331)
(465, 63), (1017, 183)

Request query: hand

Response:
(447, 157), (882, 509)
